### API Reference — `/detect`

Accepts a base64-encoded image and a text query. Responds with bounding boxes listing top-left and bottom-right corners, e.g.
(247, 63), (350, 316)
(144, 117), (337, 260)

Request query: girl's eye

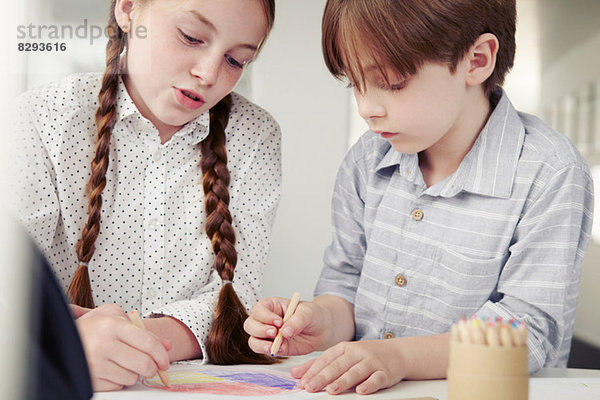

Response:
(225, 54), (243, 69)
(179, 29), (204, 45)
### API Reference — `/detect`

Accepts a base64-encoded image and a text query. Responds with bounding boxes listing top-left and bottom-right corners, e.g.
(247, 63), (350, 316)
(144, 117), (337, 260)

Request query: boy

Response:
(244, 0), (593, 395)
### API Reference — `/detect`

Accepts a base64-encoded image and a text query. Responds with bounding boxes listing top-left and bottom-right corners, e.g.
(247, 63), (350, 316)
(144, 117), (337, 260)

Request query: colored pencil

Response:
(469, 318), (486, 345)
(270, 292), (301, 356)
(128, 310), (171, 387)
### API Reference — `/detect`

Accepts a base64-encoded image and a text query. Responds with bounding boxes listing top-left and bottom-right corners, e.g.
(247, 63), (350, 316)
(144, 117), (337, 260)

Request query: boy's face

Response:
(352, 60), (471, 155)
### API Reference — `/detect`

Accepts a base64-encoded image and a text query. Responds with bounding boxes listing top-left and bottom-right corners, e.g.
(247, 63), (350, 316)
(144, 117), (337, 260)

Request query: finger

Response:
(302, 350), (354, 393)
(117, 322), (170, 370)
(248, 335), (275, 355)
(92, 377), (124, 392)
(278, 303), (314, 340)
(90, 359), (139, 388)
(70, 304), (91, 318)
(80, 303), (127, 320)
(300, 343), (346, 387)
(291, 358), (316, 379)
(108, 341), (160, 379)
(96, 303), (128, 317)
(159, 337), (173, 353)
(356, 370), (390, 395)
(244, 315), (278, 339)
(250, 298), (287, 326)
(326, 361), (373, 395)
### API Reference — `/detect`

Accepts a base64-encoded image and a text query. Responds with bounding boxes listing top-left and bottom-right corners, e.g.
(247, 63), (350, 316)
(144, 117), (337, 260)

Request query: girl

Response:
(245, 0), (593, 396)
(12, 0), (280, 391)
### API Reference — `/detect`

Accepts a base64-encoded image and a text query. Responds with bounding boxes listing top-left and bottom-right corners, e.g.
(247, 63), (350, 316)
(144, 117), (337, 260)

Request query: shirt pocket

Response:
(431, 245), (506, 310)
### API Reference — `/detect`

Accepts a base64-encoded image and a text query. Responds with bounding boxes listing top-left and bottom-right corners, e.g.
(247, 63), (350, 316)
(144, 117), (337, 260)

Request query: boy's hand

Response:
(74, 304), (172, 392)
(293, 339), (405, 395)
(243, 297), (330, 356)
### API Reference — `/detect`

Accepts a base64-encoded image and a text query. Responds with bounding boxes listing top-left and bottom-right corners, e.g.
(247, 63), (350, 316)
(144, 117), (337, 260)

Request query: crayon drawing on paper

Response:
(142, 368), (298, 396)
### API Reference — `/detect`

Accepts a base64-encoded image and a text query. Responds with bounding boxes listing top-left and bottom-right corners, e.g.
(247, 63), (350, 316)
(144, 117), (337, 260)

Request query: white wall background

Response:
(250, 2), (348, 300)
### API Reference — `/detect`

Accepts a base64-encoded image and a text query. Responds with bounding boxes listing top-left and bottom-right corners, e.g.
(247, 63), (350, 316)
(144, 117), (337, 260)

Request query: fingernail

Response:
(328, 383), (339, 392)
(306, 382), (316, 392)
(283, 326), (293, 337)
(264, 344), (270, 353)
(266, 328), (276, 337)
(298, 380), (304, 389)
(273, 319), (282, 327)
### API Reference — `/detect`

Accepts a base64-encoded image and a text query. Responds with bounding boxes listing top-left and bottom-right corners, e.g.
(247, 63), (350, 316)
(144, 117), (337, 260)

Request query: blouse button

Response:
(148, 218), (159, 230)
(383, 332), (395, 339)
(395, 274), (407, 287)
(411, 208), (423, 221)
(153, 149), (162, 161)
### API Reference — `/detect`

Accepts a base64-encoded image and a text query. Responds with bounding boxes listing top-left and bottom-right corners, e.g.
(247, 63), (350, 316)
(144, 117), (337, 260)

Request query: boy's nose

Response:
(355, 91), (386, 121)
(191, 54), (221, 87)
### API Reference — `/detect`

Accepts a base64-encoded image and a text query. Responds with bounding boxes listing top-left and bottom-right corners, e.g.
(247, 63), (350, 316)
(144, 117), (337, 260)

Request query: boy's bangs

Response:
(322, 0), (420, 92)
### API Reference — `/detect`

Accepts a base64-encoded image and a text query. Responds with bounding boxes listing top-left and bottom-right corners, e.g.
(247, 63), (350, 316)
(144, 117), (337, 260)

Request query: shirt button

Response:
(383, 332), (395, 339)
(395, 274), (407, 287)
(411, 208), (423, 221)
(147, 288), (158, 298)
(148, 218), (159, 229)
(153, 149), (162, 161)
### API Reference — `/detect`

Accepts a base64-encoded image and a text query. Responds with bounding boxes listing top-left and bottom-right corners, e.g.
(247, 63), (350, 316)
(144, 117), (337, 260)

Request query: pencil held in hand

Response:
(128, 310), (171, 387)
(270, 292), (301, 356)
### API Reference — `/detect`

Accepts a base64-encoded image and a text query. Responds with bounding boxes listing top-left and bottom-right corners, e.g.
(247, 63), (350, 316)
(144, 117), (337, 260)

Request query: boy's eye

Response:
(390, 80), (409, 91)
(225, 54), (243, 69)
(179, 29), (204, 45)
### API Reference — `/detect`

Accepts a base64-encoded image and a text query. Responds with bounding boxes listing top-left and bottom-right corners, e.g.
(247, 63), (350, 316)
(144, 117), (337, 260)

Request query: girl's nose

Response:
(190, 53), (221, 87)
(355, 90), (386, 121)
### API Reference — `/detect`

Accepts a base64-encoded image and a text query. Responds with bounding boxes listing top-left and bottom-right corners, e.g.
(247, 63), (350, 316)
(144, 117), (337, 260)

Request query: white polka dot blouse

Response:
(10, 72), (282, 360)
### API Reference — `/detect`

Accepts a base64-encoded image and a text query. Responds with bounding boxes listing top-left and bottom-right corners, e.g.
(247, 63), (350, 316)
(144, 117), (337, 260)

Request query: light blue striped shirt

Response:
(314, 90), (594, 372)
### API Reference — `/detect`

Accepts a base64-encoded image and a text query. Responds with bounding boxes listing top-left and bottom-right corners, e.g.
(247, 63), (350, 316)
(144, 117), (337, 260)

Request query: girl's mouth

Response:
(174, 88), (205, 110)
(182, 89), (201, 101)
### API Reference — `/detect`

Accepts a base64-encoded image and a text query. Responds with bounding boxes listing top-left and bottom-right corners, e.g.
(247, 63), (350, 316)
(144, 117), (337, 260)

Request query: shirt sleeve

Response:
(7, 94), (61, 254)
(314, 138), (369, 304)
(149, 114), (282, 362)
(477, 163), (593, 372)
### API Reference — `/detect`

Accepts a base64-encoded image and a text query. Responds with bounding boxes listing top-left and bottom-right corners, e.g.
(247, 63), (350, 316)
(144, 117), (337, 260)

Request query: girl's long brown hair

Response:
(68, 0), (125, 308)
(68, 0), (278, 364)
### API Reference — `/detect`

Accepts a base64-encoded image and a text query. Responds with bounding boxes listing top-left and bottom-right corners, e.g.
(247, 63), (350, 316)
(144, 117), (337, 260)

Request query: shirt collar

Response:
(375, 88), (525, 199)
(114, 76), (210, 143)
(457, 89), (525, 199)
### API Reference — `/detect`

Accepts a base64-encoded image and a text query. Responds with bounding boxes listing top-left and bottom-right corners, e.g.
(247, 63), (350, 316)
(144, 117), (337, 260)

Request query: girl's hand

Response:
(243, 297), (331, 356)
(69, 303), (92, 318)
(74, 304), (172, 392)
(293, 339), (405, 395)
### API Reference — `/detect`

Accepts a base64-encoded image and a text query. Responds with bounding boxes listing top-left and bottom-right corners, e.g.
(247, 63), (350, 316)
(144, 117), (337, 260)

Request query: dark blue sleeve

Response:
(27, 242), (93, 400)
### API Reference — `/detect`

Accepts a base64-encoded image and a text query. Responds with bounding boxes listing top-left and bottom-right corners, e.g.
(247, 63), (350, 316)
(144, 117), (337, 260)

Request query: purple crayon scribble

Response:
(208, 371), (297, 390)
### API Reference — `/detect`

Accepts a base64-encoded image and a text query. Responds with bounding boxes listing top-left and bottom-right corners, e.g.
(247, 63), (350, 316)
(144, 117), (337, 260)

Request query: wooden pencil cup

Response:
(447, 341), (529, 400)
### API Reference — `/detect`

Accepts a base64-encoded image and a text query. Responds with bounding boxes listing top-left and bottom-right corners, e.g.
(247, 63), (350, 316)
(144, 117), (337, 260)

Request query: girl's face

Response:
(121, 0), (268, 135)
(351, 59), (471, 156)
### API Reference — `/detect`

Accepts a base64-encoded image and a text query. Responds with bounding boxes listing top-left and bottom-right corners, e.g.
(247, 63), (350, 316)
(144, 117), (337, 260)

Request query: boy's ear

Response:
(465, 33), (499, 86)
(114, 0), (137, 33)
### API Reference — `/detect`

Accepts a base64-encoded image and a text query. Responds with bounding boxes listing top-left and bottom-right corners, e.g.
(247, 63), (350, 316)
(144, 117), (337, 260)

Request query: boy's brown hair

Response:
(322, 0), (516, 97)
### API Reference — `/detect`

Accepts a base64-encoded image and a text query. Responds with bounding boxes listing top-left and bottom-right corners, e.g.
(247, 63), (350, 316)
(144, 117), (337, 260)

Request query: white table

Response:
(283, 355), (600, 400)
(94, 354), (600, 400)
